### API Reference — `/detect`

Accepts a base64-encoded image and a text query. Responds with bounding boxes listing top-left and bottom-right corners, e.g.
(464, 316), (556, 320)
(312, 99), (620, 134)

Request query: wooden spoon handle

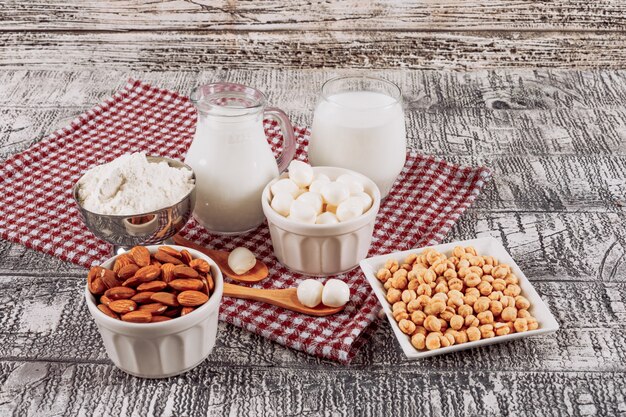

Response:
(222, 282), (345, 317)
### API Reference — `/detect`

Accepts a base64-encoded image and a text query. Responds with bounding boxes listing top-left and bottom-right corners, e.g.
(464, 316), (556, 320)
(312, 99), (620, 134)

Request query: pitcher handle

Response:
(264, 107), (296, 172)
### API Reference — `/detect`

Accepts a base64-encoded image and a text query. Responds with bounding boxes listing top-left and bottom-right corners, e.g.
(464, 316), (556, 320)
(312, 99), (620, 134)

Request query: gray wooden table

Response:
(1, 68), (625, 416)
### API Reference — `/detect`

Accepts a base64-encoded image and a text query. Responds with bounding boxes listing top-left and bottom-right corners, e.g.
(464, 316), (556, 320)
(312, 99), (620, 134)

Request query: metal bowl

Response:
(72, 156), (196, 254)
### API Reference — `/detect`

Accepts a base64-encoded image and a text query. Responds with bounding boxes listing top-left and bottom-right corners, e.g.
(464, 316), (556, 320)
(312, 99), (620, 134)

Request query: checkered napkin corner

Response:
(0, 79), (492, 364)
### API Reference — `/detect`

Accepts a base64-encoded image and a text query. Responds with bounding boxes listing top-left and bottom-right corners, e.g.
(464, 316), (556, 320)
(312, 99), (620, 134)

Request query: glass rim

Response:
(190, 82), (267, 116)
(320, 75), (402, 110)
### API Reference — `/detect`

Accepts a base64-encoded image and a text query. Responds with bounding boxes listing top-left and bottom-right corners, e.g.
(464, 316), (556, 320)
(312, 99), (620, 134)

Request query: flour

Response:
(77, 153), (195, 215)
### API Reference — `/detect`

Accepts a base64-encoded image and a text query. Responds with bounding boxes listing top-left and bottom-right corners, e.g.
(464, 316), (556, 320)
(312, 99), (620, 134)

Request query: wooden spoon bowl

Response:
(223, 283), (345, 317)
(173, 235), (269, 283)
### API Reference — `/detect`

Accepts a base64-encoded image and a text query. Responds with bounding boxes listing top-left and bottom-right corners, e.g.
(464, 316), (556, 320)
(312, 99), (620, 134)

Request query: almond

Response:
(169, 278), (203, 292)
(113, 254), (135, 274)
(151, 260), (162, 268)
(180, 249), (193, 265)
(173, 265), (199, 279)
(199, 278), (210, 295)
(161, 263), (176, 283)
(100, 295), (113, 305)
(160, 246), (182, 258)
(130, 246), (151, 267)
(122, 276), (142, 288)
(118, 264), (140, 280)
(131, 291), (155, 304)
(87, 267), (106, 295)
(135, 265), (161, 282)
(88, 276), (106, 295)
(136, 280), (167, 292)
(98, 304), (119, 319)
(138, 302), (168, 315)
(163, 307), (182, 318)
(150, 292), (179, 307)
(104, 286), (136, 300)
(154, 249), (183, 265)
(205, 273), (215, 292)
(177, 290), (209, 307)
(151, 315), (172, 323)
(181, 307), (195, 316)
(190, 259), (211, 273)
(97, 267), (121, 289)
(109, 299), (137, 314)
(121, 310), (152, 323)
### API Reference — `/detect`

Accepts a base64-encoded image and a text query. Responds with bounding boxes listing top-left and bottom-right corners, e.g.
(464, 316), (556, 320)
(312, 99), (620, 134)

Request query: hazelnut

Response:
(402, 289), (417, 304)
(425, 333), (441, 350)
(411, 333), (426, 350)
(386, 288), (402, 304)
(515, 295), (531, 310)
(410, 310), (426, 326)
(424, 315), (442, 332)
(450, 314), (464, 330)
(501, 306), (518, 322)
(376, 268), (392, 282)
(477, 310), (494, 325)
(466, 326), (481, 342)
(514, 318), (528, 332)
(399, 319), (416, 335)
(457, 304), (473, 318)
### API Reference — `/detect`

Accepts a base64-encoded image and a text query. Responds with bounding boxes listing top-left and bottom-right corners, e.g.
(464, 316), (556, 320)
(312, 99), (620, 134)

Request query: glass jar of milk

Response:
(308, 76), (406, 198)
(185, 82), (296, 234)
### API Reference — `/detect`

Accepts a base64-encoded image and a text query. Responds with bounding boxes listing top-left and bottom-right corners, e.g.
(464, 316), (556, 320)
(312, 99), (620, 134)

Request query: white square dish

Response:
(359, 237), (560, 359)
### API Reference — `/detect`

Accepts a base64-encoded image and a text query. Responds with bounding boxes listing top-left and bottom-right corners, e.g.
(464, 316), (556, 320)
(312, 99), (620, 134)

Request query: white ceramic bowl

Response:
(262, 166), (381, 276)
(84, 245), (223, 378)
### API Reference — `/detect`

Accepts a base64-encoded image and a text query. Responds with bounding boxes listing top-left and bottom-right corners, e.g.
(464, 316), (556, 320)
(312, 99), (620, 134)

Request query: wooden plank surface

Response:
(1, 0), (626, 32)
(4, 30), (626, 70)
(2, 360), (624, 416)
(1, 68), (626, 416)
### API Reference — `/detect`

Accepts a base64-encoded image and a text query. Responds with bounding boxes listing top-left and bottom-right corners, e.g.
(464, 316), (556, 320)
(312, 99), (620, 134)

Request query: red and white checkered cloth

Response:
(0, 80), (491, 363)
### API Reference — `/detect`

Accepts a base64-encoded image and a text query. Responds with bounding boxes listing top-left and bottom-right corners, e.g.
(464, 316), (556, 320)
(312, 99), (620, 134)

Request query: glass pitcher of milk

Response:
(185, 82), (296, 234)
(308, 76), (406, 198)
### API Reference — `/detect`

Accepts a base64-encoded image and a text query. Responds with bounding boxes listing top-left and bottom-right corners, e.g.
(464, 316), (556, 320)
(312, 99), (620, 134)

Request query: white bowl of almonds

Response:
(359, 237), (559, 359)
(262, 162), (381, 276)
(84, 245), (223, 378)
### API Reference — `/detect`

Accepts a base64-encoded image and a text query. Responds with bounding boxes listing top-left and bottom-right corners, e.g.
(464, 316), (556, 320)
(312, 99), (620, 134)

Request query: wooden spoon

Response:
(223, 282), (345, 317)
(173, 234), (269, 283)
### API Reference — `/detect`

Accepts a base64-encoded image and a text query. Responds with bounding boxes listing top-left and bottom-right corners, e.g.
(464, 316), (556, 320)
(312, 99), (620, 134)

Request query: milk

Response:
(308, 91), (406, 198)
(185, 113), (279, 234)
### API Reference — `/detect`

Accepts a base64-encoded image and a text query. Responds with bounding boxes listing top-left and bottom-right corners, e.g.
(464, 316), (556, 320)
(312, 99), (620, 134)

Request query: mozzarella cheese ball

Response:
(296, 192), (323, 214)
(228, 247), (256, 275)
(271, 178), (300, 197)
(297, 279), (324, 308)
(322, 279), (351, 307)
(270, 192), (294, 217)
(316, 212), (339, 225)
(336, 198), (364, 222)
(351, 191), (373, 212)
(321, 181), (350, 206)
(288, 160), (314, 187)
(309, 178), (331, 194)
(336, 174), (364, 194)
(289, 200), (317, 224)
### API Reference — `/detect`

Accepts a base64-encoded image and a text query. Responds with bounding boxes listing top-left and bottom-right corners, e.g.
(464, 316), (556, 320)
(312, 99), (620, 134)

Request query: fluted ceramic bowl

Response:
(262, 166), (381, 276)
(84, 245), (223, 378)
